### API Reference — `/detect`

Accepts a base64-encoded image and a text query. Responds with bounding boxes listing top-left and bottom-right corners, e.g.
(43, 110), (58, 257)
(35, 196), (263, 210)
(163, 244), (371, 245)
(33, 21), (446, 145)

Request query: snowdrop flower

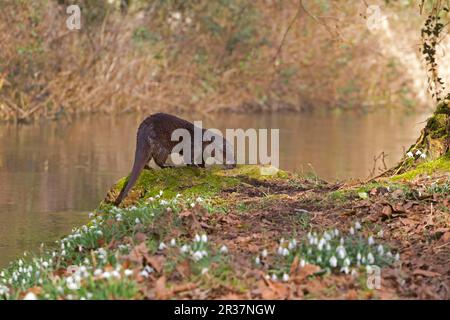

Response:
(170, 238), (176, 247)
(261, 249), (268, 258)
(194, 234), (201, 242)
(277, 246), (283, 256)
(180, 244), (190, 253)
(271, 274), (278, 281)
(282, 248), (290, 256)
(407, 151), (414, 158)
(361, 256), (366, 264)
(282, 273), (290, 282)
(343, 258), (351, 266)
(220, 245), (228, 254)
(300, 259), (306, 267)
(326, 243), (331, 251)
(61, 250), (66, 256)
(148, 197), (154, 202)
(334, 229), (339, 237)
(386, 251), (393, 258)
(357, 252), (362, 261)
(355, 221), (362, 230)
(192, 251), (203, 262)
(377, 229), (384, 238)
(201, 234), (208, 243)
(158, 242), (167, 250)
(135, 218), (141, 224)
(368, 236), (375, 245)
(140, 270), (149, 278)
(23, 292), (37, 300)
(88, 212), (94, 218)
(255, 256), (261, 265)
(349, 227), (355, 235)
(415, 150), (422, 156)
(395, 252), (400, 261)
(336, 246), (346, 259)
(159, 190), (163, 196)
(317, 256), (322, 263)
(190, 203), (195, 208)
(340, 266), (350, 274)
(96, 230), (103, 236)
(144, 266), (154, 274)
(112, 270), (121, 279)
(196, 197), (203, 203)
(201, 268), (208, 275)
(124, 269), (133, 277)
(176, 193), (181, 198)
(101, 271), (112, 279)
(329, 256), (338, 268)
(377, 245), (384, 256)
(115, 214), (123, 221)
(367, 252), (375, 264)
(420, 153), (426, 159)
(317, 238), (326, 251)
(324, 232), (332, 241)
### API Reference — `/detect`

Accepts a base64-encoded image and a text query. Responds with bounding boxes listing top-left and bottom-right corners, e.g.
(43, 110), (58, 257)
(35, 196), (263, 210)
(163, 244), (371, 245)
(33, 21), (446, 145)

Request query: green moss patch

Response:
(392, 153), (450, 181)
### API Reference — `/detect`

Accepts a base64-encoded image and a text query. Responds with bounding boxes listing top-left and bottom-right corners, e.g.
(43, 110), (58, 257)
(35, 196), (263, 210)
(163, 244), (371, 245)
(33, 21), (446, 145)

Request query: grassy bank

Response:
(1, 163), (448, 300)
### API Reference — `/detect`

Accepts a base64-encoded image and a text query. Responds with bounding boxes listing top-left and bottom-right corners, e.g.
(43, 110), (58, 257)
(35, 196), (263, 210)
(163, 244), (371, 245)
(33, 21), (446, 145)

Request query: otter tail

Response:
(114, 126), (152, 206)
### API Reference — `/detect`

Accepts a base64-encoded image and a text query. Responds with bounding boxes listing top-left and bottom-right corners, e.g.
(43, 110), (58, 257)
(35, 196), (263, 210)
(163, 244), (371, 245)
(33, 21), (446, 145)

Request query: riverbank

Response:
(0, 161), (448, 300)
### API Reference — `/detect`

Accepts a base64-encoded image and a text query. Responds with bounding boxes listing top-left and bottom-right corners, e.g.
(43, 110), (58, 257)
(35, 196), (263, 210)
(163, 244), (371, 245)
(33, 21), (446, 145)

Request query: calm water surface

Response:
(0, 110), (430, 267)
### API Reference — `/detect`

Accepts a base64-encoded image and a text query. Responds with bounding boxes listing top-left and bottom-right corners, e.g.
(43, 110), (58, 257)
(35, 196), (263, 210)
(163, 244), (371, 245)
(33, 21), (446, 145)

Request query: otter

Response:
(114, 113), (235, 206)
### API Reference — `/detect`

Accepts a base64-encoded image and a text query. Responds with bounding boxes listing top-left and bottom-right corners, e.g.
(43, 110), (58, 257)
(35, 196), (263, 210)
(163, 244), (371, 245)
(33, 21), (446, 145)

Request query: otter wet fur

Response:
(114, 113), (235, 206)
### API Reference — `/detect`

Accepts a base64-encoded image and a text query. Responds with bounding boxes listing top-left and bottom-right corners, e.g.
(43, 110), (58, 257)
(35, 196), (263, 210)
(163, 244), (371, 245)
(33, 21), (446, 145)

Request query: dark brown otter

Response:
(114, 113), (235, 206)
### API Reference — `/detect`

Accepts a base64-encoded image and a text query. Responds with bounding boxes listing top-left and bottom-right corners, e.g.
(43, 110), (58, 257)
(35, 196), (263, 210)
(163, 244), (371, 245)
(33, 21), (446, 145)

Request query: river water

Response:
(0, 110), (430, 267)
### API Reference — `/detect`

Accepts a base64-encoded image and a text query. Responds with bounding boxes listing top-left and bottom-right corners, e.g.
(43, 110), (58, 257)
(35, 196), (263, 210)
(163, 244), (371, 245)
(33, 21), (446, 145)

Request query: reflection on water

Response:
(0, 110), (430, 267)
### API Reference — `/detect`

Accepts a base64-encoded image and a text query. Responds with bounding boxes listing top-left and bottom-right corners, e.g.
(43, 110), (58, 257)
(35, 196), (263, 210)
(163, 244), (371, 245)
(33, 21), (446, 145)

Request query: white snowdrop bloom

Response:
(357, 252), (362, 261)
(194, 234), (201, 242)
(200, 250), (208, 258)
(196, 197), (203, 203)
(144, 266), (154, 274)
(160, 200), (168, 206)
(349, 227), (355, 235)
(192, 251), (203, 262)
(279, 238), (285, 244)
(395, 252), (400, 261)
(420, 153), (426, 159)
(148, 197), (154, 202)
(368, 236), (375, 245)
(170, 238), (176, 247)
(190, 203), (195, 208)
(0, 285), (9, 296)
(23, 292), (37, 300)
(158, 242), (167, 251)
(0, 271), (4, 277)
(317, 238), (326, 251)
(340, 238), (344, 245)
(201, 234), (208, 243)
(377, 245), (384, 256)
(201, 268), (209, 275)
(124, 269), (133, 277)
(343, 258), (351, 267)
(415, 150), (422, 156)
(271, 274), (278, 281)
(61, 250), (66, 256)
(300, 259), (306, 267)
(282, 248), (290, 256)
(112, 270), (121, 279)
(317, 256), (322, 263)
(159, 190), (163, 196)
(261, 249), (268, 258)
(288, 241), (296, 250)
(94, 269), (102, 277)
(102, 271), (112, 279)
(66, 278), (80, 290)
(355, 221), (362, 230)
(282, 273), (290, 282)
(377, 229), (384, 238)
(329, 256), (338, 268)
(135, 218), (141, 225)
(255, 256), (261, 265)
(336, 246), (346, 259)
(340, 266), (350, 274)
(361, 256), (366, 264)
(326, 244), (331, 251)
(88, 212), (94, 218)
(176, 193), (181, 198)
(277, 246), (283, 256)
(407, 151), (414, 158)
(220, 245), (228, 254)
(386, 251), (393, 258)
(367, 252), (375, 264)
(334, 229), (339, 237)
(140, 270), (149, 278)
(96, 230), (103, 236)
(324, 232), (331, 241)
(180, 244), (190, 253)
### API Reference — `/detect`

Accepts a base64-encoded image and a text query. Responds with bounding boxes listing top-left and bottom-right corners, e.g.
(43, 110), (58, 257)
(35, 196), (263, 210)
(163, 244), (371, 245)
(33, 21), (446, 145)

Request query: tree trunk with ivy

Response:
(385, 98), (450, 176)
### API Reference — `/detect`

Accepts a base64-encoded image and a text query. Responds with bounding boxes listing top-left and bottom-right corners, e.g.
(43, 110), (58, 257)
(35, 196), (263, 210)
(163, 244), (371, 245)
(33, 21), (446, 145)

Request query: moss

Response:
(109, 165), (287, 205)
(392, 153), (450, 181)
